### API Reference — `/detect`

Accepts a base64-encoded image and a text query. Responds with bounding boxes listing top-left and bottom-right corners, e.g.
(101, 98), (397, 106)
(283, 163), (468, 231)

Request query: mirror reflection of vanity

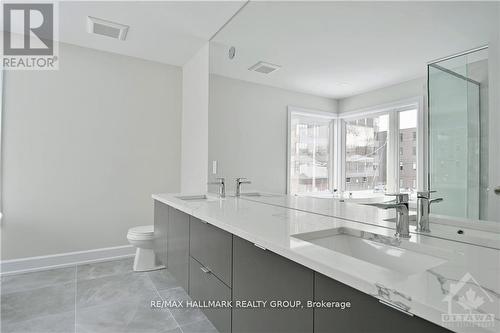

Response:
(208, 2), (500, 240)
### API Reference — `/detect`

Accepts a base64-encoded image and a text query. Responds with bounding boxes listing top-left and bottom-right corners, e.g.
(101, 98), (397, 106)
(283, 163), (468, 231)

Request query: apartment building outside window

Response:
(399, 109), (417, 193)
(345, 114), (388, 192)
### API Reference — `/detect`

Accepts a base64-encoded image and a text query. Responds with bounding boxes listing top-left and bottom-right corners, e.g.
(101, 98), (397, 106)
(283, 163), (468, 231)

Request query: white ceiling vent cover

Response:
(87, 16), (129, 40)
(248, 61), (281, 74)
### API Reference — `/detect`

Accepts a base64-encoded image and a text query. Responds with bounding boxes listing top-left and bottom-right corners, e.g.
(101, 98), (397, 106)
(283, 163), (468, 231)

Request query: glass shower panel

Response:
(429, 62), (480, 219)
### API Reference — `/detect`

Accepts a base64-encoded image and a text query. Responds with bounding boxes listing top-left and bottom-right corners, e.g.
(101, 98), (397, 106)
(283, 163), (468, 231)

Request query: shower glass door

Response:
(428, 54), (481, 219)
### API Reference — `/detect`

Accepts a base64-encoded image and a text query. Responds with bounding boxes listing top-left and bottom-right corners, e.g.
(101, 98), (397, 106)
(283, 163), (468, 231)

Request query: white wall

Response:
(1, 43), (182, 260)
(181, 43), (209, 193)
(209, 74), (337, 194)
(338, 77), (426, 114)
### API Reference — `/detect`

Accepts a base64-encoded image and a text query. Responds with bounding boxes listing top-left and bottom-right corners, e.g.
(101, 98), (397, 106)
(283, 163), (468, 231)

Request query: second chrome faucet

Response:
(235, 178), (251, 197)
(416, 191), (443, 232)
(368, 193), (410, 239)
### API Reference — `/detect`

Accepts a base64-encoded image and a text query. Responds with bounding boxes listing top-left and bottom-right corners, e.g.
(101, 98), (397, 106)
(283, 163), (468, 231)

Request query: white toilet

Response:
(127, 225), (164, 272)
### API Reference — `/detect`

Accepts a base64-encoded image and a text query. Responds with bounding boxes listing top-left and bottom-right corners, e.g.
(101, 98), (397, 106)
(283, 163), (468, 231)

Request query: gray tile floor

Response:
(1, 258), (219, 333)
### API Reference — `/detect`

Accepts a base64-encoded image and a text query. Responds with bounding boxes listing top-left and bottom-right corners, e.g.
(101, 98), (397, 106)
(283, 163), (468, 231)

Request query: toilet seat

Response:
(127, 225), (154, 241)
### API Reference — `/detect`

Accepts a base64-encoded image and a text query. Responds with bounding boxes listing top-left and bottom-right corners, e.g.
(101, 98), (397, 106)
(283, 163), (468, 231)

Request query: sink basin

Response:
(176, 194), (215, 202)
(292, 227), (449, 275)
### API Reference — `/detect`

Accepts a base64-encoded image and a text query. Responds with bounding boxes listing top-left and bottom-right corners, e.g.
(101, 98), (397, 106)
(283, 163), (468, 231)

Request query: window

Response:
(341, 104), (420, 196)
(399, 109), (418, 193)
(345, 114), (388, 192)
(287, 100), (422, 197)
(288, 109), (334, 194)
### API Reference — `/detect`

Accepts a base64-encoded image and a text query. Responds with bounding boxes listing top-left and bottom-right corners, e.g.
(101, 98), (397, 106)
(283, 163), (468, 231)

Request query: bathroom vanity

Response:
(152, 193), (499, 333)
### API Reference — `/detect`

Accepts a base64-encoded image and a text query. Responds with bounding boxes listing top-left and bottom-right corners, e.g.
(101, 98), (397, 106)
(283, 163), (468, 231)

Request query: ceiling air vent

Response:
(87, 16), (129, 40)
(248, 61), (281, 74)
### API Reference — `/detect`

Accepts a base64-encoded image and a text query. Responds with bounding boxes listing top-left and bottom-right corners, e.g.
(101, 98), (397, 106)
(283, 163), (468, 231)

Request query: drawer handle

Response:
(200, 266), (211, 274)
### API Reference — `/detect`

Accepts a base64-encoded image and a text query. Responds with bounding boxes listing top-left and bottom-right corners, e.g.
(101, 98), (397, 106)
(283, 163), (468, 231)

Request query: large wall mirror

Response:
(208, 2), (500, 224)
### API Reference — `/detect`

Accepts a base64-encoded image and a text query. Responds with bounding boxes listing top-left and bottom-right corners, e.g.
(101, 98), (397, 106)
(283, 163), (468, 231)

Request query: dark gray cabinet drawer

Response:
(167, 208), (190, 291)
(153, 201), (168, 266)
(189, 217), (232, 286)
(314, 272), (451, 333)
(189, 257), (232, 333)
(232, 236), (314, 333)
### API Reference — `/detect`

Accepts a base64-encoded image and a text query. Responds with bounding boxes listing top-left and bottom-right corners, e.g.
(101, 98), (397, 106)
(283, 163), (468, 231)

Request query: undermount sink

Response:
(176, 194), (216, 202)
(292, 227), (450, 275)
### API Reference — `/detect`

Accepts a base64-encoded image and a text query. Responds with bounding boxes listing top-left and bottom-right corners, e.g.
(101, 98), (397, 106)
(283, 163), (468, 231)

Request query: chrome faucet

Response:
(208, 177), (225, 198)
(235, 178), (251, 197)
(369, 194), (410, 239)
(416, 191), (443, 232)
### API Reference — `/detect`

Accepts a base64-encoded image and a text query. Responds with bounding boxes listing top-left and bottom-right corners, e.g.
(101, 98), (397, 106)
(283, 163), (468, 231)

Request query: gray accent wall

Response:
(1, 43), (182, 260)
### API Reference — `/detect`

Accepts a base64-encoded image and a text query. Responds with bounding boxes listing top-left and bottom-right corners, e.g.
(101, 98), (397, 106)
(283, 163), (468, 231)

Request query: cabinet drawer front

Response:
(232, 236), (313, 333)
(314, 272), (451, 333)
(189, 257), (232, 333)
(189, 217), (232, 286)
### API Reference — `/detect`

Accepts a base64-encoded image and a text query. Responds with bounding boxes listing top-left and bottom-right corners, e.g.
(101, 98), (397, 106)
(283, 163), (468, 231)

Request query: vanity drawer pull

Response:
(378, 299), (413, 316)
(200, 266), (211, 274)
(494, 186), (500, 195)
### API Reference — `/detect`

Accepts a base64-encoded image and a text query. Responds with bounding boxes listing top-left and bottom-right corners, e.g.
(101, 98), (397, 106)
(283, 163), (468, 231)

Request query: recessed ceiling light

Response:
(248, 61), (281, 74)
(87, 16), (129, 41)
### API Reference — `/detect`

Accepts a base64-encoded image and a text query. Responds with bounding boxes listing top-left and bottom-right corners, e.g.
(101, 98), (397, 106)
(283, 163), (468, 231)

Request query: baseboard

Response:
(0, 245), (135, 276)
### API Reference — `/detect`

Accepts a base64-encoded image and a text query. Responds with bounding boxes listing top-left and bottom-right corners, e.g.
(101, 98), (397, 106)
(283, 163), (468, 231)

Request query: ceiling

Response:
(55, 1), (245, 66)
(211, 1), (498, 99)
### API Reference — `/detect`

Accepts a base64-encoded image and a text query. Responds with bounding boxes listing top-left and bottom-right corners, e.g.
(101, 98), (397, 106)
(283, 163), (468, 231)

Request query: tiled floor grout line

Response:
(146, 272), (185, 333)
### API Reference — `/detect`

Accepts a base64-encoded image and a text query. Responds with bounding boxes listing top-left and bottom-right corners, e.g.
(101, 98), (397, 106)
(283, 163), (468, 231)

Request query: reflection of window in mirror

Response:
(288, 108), (335, 195)
(399, 109), (418, 194)
(344, 114), (388, 194)
(287, 102), (422, 198)
(341, 105), (420, 197)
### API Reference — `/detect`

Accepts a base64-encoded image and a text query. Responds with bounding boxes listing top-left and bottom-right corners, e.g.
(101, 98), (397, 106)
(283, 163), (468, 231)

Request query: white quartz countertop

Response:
(153, 193), (500, 333)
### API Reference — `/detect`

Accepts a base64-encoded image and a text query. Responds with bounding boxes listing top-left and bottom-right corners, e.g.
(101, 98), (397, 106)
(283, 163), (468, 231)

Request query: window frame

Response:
(286, 97), (425, 196)
(338, 97), (425, 194)
(286, 106), (337, 195)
